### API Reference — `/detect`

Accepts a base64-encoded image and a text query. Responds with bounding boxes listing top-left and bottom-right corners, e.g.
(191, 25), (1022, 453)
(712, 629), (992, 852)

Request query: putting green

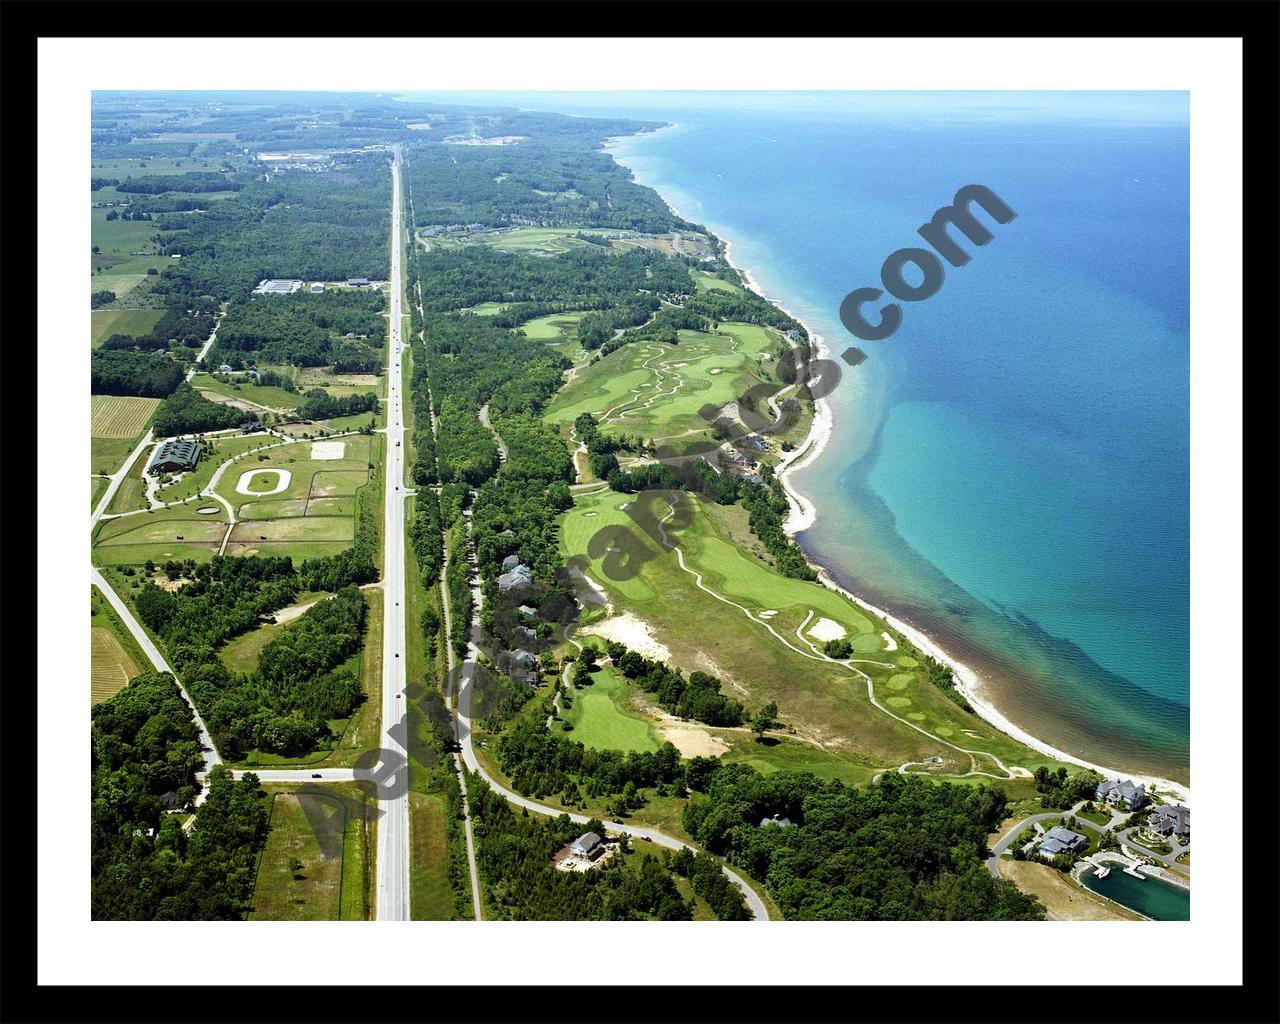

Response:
(886, 673), (913, 691)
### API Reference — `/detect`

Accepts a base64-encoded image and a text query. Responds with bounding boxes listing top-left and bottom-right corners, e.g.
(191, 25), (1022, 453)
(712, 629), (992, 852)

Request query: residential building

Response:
(571, 832), (603, 859)
(310, 282), (325, 293)
(1149, 804), (1190, 840)
(148, 439), (201, 475)
(159, 791), (182, 811)
(1095, 778), (1147, 810)
(758, 814), (794, 828)
(498, 564), (533, 591)
(1037, 826), (1088, 857)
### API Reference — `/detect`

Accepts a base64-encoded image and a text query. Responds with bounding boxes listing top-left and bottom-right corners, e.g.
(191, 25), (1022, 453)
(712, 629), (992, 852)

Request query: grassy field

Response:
(482, 226), (613, 254)
(213, 433), (379, 563)
(92, 156), (225, 174)
(90, 585), (149, 704)
(91, 308), (165, 348)
(216, 591), (330, 673)
(232, 588), (382, 769)
(519, 311), (587, 362)
(92, 476), (109, 510)
(409, 792), (454, 920)
(690, 269), (745, 294)
(543, 322), (785, 455)
(191, 373), (301, 411)
(92, 432), (148, 477)
(461, 302), (508, 316)
(93, 503), (229, 566)
(561, 663), (661, 753)
(248, 783), (375, 921)
(558, 485), (1047, 777)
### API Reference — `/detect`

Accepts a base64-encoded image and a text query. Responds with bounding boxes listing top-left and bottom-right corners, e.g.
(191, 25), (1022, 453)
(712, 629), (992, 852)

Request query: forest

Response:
(91, 350), (186, 398)
(92, 671), (270, 919)
(151, 381), (252, 435)
(681, 765), (1044, 920)
(295, 389), (379, 422)
(213, 290), (386, 370)
(114, 172), (242, 194)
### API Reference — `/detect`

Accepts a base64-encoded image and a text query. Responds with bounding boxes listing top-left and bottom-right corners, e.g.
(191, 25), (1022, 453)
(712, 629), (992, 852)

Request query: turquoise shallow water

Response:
(1084, 867), (1190, 921)
(427, 92), (1190, 781)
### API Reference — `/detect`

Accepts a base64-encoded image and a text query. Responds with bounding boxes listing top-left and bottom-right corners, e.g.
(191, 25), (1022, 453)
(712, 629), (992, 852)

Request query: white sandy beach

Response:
(607, 130), (1192, 808)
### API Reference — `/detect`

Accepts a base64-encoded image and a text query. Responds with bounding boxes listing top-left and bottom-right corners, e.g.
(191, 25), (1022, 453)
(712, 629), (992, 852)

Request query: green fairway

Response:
(690, 269), (745, 294)
(518, 311), (586, 342)
(462, 302), (509, 316)
(544, 322), (786, 455)
(561, 663), (661, 753)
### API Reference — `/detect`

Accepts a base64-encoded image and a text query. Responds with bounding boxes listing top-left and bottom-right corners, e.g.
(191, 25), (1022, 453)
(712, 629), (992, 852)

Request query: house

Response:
(159, 791), (182, 811)
(498, 564), (533, 591)
(148, 439), (201, 475)
(310, 282), (325, 293)
(518, 605), (538, 619)
(758, 814), (794, 828)
(745, 435), (769, 452)
(510, 649), (537, 669)
(347, 277), (370, 287)
(218, 363), (234, 373)
(1149, 804), (1190, 839)
(571, 832), (603, 859)
(1037, 826), (1088, 857)
(344, 332), (357, 339)
(501, 553), (522, 571)
(1095, 778), (1147, 810)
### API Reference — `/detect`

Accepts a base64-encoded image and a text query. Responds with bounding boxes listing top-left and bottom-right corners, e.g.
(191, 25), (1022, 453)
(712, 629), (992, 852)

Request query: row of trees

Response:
(602, 643), (747, 727)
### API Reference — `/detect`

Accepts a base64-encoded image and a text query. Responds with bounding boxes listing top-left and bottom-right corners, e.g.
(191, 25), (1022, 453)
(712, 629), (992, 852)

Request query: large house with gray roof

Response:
(1149, 804), (1190, 840)
(1037, 826), (1088, 858)
(1095, 778), (1147, 810)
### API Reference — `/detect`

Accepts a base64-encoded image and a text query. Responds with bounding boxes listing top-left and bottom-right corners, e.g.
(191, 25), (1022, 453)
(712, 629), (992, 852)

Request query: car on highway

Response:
(311, 773), (322, 779)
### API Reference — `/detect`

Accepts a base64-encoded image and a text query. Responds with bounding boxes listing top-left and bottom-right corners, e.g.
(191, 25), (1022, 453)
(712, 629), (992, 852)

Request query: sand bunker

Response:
(582, 612), (670, 662)
(196, 506), (219, 515)
(708, 368), (722, 375)
(757, 609), (777, 618)
(659, 723), (729, 758)
(881, 631), (898, 652)
(582, 511), (599, 517)
(806, 617), (847, 643)
(236, 468), (291, 496)
(311, 441), (346, 460)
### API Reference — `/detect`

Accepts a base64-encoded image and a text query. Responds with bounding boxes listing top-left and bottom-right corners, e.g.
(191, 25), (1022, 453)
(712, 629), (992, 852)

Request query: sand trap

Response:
(582, 511), (599, 517)
(659, 723), (729, 758)
(236, 468), (291, 496)
(758, 609), (777, 618)
(617, 502), (633, 511)
(806, 616), (847, 643)
(311, 441), (346, 460)
(881, 631), (898, 652)
(196, 506), (219, 515)
(708, 368), (722, 375)
(583, 612), (670, 662)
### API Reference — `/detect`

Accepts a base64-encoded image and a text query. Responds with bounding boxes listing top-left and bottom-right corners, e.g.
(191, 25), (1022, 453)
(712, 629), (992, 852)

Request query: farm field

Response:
(543, 321), (785, 456)
(559, 485), (1046, 776)
(90, 586), (149, 705)
(91, 308), (165, 347)
(561, 662), (661, 754)
(92, 156), (226, 175)
(92, 274), (147, 303)
(248, 784), (376, 921)
(230, 589), (383, 769)
(91, 395), (160, 439)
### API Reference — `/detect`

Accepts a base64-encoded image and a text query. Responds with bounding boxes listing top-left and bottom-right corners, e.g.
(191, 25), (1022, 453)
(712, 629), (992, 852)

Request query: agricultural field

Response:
(91, 308), (165, 348)
(91, 395), (160, 439)
(247, 783), (376, 921)
(92, 503), (229, 566)
(559, 485), (1046, 777)
(92, 477), (110, 511)
(560, 663), (661, 754)
(544, 321), (785, 456)
(92, 156), (226, 175)
(214, 433), (381, 563)
(90, 586), (148, 705)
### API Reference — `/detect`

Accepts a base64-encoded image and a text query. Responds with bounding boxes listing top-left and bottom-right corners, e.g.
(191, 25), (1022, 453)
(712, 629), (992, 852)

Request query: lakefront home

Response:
(1095, 778), (1147, 810)
(1149, 804), (1190, 839)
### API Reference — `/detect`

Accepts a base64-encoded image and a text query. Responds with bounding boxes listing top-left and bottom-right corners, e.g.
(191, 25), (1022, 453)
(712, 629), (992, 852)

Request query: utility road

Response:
(375, 150), (412, 921)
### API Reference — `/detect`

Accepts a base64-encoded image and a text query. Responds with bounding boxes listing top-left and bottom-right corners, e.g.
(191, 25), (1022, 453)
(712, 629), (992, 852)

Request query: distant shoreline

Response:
(604, 127), (1191, 807)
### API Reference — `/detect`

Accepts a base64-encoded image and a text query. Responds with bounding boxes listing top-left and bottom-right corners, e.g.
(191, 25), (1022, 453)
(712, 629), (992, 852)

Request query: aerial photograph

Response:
(87, 89), (1191, 924)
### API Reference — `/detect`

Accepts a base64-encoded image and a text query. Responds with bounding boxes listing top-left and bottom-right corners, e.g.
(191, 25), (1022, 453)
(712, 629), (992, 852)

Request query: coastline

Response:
(605, 129), (1191, 808)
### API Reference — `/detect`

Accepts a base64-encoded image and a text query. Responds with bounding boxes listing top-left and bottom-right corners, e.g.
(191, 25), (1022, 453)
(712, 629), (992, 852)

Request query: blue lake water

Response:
(425, 92), (1190, 780)
(1083, 867), (1190, 921)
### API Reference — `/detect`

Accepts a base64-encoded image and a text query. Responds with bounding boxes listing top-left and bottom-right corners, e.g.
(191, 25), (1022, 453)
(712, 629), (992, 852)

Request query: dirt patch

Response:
(154, 576), (193, 593)
(581, 613), (670, 661)
(311, 441), (346, 460)
(236, 468), (291, 496)
(1002, 859), (1142, 921)
(658, 723), (729, 758)
(273, 596), (330, 624)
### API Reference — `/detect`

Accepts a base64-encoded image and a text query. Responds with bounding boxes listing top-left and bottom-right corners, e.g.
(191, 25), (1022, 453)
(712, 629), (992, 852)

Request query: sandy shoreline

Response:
(605, 128), (1191, 807)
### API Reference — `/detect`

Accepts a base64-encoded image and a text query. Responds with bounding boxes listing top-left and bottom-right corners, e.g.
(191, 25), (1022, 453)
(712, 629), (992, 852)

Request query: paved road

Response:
(234, 768), (357, 783)
(452, 513), (770, 921)
(90, 567), (221, 781)
(985, 801), (1088, 878)
(91, 431), (154, 526)
(374, 150), (411, 921)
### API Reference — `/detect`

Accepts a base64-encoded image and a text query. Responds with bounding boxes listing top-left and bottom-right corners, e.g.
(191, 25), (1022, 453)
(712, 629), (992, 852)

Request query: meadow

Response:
(192, 373), (302, 412)
(91, 308), (165, 348)
(92, 504), (229, 566)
